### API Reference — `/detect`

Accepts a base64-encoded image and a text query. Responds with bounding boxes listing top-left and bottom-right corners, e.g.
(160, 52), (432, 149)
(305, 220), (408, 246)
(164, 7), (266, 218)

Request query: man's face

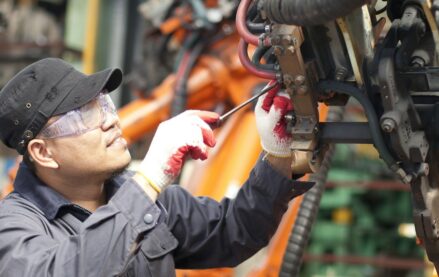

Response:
(36, 94), (131, 178)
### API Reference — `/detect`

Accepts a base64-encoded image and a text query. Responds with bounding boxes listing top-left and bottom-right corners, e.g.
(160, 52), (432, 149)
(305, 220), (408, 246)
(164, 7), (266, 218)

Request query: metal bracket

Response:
(269, 24), (320, 173)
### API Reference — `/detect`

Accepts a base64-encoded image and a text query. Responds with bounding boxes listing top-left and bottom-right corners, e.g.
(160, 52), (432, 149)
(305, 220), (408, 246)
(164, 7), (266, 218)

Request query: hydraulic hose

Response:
(246, 1), (266, 33)
(237, 0), (260, 45)
(252, 46), (276, 70)
(264, 0), (370, 26)
(238, 39), (277, 79)
(318, 81), (397, 169)
(280, 107), (343, 277)
(247, 21), (266, 34)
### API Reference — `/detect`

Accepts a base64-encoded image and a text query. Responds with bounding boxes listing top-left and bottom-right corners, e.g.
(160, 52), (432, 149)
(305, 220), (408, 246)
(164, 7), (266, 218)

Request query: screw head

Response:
(283, 75), (294, 86)
(381, 118), (396, 133)
(294, 75), (305, 86)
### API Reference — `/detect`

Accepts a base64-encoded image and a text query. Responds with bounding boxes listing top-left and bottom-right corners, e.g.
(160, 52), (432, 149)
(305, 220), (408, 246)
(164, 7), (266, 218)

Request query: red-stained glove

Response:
(138, 110), (219, 192)
(255, 85), (294, 157)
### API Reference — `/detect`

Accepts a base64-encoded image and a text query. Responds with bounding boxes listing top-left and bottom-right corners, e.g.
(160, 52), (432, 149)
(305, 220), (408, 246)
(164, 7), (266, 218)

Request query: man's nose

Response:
(101, 111), (120, 130)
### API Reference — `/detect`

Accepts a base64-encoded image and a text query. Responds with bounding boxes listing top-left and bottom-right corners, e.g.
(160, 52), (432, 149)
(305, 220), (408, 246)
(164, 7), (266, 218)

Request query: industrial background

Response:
(0, 0), (436, 276)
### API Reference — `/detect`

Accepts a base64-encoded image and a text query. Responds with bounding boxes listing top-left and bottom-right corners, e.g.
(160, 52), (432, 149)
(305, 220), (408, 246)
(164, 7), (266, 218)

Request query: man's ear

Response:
(27, 139), (59, 169)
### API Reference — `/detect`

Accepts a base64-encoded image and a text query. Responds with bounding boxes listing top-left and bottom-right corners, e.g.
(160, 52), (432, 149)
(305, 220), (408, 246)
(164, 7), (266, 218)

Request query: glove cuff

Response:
(137, 161), (174, 193)
(260, 140), (292, 158)
(136, 171), (163, 193)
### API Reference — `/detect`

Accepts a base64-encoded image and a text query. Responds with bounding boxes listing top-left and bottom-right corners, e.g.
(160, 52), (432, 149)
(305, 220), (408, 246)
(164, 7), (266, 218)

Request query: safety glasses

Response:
(38, 92), (117, 139)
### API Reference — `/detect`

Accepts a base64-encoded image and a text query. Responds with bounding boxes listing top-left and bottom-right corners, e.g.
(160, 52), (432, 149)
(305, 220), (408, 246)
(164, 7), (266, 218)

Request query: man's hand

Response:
(255, 84), (293, 158)
(138, 110), (219, 193)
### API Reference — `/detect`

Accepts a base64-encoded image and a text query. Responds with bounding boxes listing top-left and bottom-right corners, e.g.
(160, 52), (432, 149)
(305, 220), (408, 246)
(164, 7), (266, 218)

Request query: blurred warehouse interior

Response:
(0, 0), (433, 276)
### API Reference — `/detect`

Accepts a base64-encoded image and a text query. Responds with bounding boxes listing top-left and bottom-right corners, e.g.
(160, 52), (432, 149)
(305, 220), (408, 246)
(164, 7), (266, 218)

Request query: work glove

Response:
(255, 83), (293, 157)
(138, 110), (219, 192)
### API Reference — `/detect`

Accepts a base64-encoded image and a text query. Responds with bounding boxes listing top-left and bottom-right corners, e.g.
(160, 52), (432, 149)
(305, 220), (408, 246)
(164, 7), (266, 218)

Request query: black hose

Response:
(252, 46), (276, 70)
(263, 0), (369, 26)
(280, 107), (343, 277)
(246, 21), (266, 33)
(318, 81), (397, 169)
(252, 46), (269, 64)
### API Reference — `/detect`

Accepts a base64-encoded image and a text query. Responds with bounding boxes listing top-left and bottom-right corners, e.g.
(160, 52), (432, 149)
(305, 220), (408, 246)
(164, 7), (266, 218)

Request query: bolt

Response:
(294, 75), (306, 86)
(297, 85), (308, 95)
(419, 163), (430, 176)
(264, 24), (271, 33)
(411, 57), (425, 67)
(287, 46), (295, 54)
(284, 112), (296, 126)
(273, 46), (284, 56)
(284, 114), (294, 121)
(283, 75), (294, 86)
(381, 118), (396, 133)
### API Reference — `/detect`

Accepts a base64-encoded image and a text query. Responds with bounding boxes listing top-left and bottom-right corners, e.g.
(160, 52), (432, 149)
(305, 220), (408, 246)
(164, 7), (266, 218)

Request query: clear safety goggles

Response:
(38, 92), (117, 139)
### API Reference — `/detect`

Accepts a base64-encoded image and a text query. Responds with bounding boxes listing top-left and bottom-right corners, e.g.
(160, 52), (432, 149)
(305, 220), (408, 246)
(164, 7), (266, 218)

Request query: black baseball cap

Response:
(0, 58), (123, 154)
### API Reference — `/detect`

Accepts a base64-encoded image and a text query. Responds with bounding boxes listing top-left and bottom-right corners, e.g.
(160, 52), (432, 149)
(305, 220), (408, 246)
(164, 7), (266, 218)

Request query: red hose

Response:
(238, 39), (276, 79)
(236, 0), (259, 46)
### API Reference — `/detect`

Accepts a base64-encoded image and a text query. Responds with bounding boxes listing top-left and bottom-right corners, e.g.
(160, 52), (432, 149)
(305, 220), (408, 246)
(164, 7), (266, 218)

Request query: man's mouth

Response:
(106, 130), (125, 147)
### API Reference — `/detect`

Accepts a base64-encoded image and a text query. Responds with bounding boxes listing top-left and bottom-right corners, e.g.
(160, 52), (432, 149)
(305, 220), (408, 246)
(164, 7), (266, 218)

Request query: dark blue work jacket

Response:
(0, 156), (312, 276)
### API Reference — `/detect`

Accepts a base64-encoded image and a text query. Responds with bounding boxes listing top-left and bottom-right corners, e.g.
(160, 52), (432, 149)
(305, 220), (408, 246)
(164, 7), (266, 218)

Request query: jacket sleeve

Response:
(159, 156), (314, 268)
(0, 179), (161, 277)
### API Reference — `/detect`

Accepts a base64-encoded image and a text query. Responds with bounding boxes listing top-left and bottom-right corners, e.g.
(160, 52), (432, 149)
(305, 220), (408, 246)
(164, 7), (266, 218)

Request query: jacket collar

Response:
(13, 162), (123, 220)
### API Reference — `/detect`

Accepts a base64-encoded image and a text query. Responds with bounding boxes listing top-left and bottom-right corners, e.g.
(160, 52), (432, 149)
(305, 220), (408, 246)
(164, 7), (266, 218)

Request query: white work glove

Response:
(138, 110), (219, 192)
(255, 84), (293, 157)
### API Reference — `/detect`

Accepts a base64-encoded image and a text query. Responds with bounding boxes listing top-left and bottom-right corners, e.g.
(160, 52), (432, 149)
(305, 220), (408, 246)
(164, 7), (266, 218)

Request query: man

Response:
(0, 58), (312, 276)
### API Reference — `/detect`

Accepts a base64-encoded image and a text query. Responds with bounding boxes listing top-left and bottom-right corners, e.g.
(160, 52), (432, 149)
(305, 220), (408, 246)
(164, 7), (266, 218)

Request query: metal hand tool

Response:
(211, 82), (278, 129)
